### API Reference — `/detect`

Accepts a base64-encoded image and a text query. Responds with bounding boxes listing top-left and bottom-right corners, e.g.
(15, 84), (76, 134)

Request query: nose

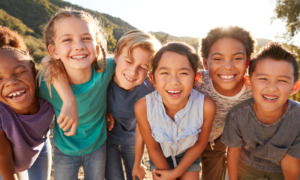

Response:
(222, 59), (234, 70)
(5, 77), (18, 87)
(266, 81), (278, 92)
(170, 74), (180, 85)
(128, 66), (138, 76)
(74, 40), (84, 51)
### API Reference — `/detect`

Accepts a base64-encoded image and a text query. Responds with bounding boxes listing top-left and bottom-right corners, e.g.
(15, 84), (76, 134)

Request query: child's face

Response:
(114, 46), (152, 91)
(152, 51), (195, 111)
(249, 58), (295, 113)
(204, 38), (247, 96)
(48, 17), (98, 74)
(0, 52), (36, 114)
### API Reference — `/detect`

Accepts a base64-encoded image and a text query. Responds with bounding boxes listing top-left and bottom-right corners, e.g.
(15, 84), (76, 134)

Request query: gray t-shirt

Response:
(221, 98), (300, 173)
(0, 98), (54, 171)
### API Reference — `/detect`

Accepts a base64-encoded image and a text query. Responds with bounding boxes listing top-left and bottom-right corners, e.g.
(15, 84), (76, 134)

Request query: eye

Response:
(212, 58), (221, 61)
(83, 36), (92, 41)
(180, 72), (189, 75)
(160, 72), (168, 75)
(140, 66), (148, 71)
(258, 77), (267, 81)
(279, 79), (288, 83)
(125, 60), (132, 64)
(234, 57), (244, 60)
(62, 38), (71, 42)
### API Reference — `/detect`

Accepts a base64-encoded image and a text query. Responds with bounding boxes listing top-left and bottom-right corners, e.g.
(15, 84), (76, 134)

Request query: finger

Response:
(62, 119), (73, 132)
(58, 117), (69, 130)
(64, 123), (77, 136)
(57, 114), (65, 124)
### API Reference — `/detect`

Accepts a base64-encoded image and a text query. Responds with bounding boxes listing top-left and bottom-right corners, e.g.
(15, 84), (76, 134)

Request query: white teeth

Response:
(263, 95), (277, 100)
(124, 74), (135, 82)
(220, 75), (234, 79)
(8, 90), (25, 98)
(167, 90), (181, 93)
(72, 55), (87, 59)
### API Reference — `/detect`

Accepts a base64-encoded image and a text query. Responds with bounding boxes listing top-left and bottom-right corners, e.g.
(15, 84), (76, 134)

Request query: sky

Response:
(64, 0), (299, 46)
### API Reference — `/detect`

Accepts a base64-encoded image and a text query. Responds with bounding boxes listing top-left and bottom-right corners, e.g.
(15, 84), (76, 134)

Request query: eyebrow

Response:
(210, 52), (245, 57)
(255, 73), (292, 80)
(157, 67), (192, 71)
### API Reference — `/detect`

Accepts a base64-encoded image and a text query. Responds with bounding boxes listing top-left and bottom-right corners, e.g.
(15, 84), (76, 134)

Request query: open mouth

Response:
(167, 90), (182, 98)
(71, 55), (88, 60)
(262, 94), (278, 102)
(123, 74), (136, 82)
(7, 89), (27, 102)
(219, 74), (236, 80)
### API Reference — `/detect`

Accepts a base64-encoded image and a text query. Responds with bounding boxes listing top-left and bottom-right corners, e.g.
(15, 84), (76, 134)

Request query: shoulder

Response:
(135, 97), (147, 111)
(105, 57), (116, 71)
(227, 98), (254, 119)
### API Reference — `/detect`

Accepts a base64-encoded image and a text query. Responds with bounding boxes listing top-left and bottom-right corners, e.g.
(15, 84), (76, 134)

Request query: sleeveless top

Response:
(146, 89), (204, 166)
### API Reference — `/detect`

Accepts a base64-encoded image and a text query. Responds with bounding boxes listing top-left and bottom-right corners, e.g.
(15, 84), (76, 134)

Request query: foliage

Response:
(275, 0), (300, 38)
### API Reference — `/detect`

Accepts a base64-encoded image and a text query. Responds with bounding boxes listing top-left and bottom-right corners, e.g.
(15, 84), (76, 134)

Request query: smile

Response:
(262, 95), (278, 102)
(167, 90), (182, 97)
(71, 55), (88, 59)
(123, 74), (136, 82)
(219, 74), (235, 80)
(8, 90), (26, 98)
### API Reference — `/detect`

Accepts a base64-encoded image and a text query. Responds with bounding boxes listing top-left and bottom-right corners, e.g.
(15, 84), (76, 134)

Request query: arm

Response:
(132, 124), (146, 180)
(154, 96), (216, 179)
(281, 154), (300, 180)
(134, 98), (170, 171)
(41, 56), (78, 136)
(227, 146), (240, 180)
(0, 131), (18, 180)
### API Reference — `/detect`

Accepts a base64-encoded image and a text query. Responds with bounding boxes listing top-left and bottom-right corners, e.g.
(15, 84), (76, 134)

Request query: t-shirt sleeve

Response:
(105, 57), (116, 78)
(287, 130), (300, 159)
(221, 110), (243, 148)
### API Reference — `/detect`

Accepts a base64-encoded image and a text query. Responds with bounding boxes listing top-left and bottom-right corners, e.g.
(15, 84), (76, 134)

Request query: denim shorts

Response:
(149, 151), (201, 172)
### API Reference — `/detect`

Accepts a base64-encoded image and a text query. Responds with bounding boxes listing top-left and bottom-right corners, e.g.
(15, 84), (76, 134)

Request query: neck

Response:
(66, 67), (92, 84)
(253, 101), (288, 125)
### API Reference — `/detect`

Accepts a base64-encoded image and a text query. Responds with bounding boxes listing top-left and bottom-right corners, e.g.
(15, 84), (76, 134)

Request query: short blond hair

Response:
(115, 30), (161, 71)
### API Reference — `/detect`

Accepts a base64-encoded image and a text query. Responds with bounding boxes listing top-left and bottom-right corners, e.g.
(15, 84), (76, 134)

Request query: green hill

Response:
(0, 0), (278, 64)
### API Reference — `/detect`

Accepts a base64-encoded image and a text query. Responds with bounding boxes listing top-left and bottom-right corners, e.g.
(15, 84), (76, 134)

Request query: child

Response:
(105, 30), (160, 180)
(38, 8), (115, 179)
(0, 26), (54, 180)
(135, 42), (216, 180)
(194, 26), (256, 180)
(222, 42), (300, 180)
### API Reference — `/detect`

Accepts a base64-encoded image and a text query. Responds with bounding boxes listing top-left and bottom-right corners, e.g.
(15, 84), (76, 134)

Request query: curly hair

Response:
(200, 26), (256, 60)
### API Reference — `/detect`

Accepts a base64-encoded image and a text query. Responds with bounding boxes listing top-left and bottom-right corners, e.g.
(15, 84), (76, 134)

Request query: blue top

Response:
(107, 79), (154, 146)
(39, 58), (115, 156)
(146, 89), (205, 158)
(0, 98), (54, 171)
(222, 98), (300, 173)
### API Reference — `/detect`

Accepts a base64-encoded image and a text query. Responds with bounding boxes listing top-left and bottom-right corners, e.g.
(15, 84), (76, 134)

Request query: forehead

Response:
(158, 51), (192, 68)
(54, 16), (95, 37)
(254, 58), (294, 78)
(209, 38), (245, 55)
(0, 50), (29, 61)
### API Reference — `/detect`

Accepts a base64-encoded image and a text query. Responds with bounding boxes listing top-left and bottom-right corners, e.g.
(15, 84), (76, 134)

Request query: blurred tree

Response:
(275, 0), (300, 38)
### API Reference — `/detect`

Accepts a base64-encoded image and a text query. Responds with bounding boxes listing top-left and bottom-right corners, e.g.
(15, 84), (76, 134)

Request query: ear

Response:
(114, 49), (118, 64)
(149, 73), (156, 88)
(244, 75), (251, 90)
(48, 44), (59, 60)
(291, 80), (300, 94)
(203, 58), (208, 70)
(194, 72), (201, 85)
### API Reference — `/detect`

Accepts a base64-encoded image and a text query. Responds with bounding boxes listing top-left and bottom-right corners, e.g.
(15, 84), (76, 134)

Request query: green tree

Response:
(275, 0), (300, 38)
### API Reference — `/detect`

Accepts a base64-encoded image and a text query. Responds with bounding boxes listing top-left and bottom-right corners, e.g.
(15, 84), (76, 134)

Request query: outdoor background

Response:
(0, 0), (299, 179)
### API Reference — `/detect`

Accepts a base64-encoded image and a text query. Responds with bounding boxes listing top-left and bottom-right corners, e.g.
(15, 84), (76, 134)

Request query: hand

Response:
(106, 112), (115, 131)
(152, 169), (177, 180)
(132, 163), (146, 180)
(57, 100), (78, 136)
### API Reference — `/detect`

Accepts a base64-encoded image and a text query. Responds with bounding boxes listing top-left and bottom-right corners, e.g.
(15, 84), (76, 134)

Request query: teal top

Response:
(39, 58), (115, 156)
